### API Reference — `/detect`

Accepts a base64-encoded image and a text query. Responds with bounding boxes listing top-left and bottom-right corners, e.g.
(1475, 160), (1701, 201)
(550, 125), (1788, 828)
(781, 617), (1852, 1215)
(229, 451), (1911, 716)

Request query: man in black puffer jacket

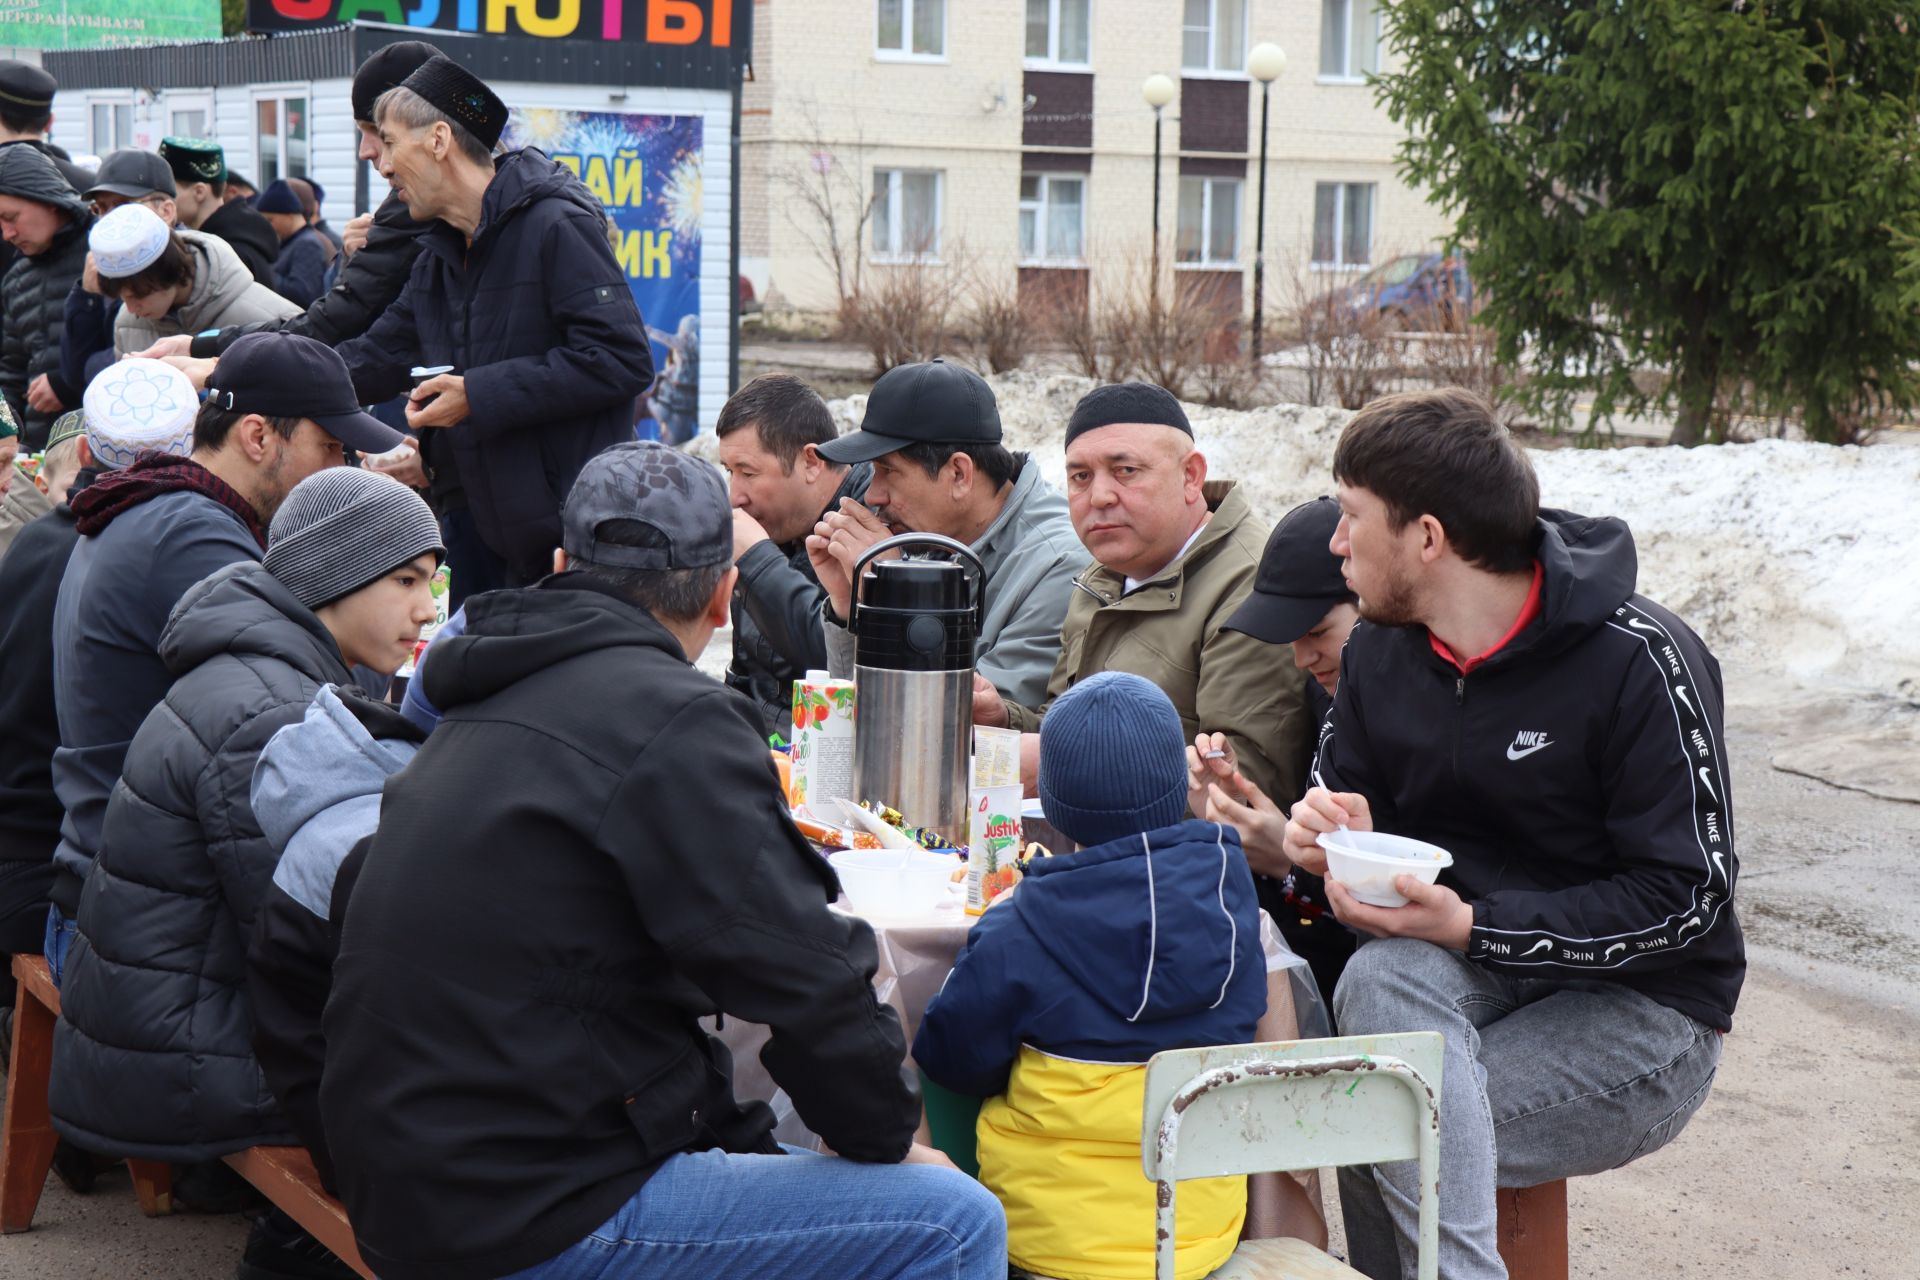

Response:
(53, 468), (443, 1280)
(336, 55), (654, 595)
(0, 145), (92, 448)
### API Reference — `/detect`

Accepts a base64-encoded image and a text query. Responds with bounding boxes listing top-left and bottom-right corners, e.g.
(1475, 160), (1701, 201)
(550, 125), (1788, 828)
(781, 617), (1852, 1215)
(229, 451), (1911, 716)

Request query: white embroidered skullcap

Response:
(88, 204), (173, 280)
(82, 359), (200, 469)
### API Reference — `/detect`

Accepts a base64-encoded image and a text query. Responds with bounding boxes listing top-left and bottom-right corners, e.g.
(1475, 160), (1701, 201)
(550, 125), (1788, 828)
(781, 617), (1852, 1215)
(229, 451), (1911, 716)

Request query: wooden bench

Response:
(223, 1146), (372, 1280)
(1, 954), (173, 1230)
(2, 955), (371, 1276)
(1497, 1180), (1569, 1280)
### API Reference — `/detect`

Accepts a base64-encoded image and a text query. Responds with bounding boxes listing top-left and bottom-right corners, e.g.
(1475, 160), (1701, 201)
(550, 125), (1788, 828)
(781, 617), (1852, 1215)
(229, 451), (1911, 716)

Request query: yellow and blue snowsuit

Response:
(914, 819), (1266, 1280)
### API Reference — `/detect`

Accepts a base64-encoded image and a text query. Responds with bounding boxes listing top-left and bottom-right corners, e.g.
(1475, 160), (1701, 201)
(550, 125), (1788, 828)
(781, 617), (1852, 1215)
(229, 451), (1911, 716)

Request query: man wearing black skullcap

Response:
(971, 380), (1312, 820)
(336, 54), (654, 599)
(136, 41), (442, 375)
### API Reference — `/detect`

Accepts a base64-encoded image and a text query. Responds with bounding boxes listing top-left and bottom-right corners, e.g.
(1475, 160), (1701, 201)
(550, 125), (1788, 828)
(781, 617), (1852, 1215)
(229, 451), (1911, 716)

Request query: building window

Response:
(1019, 173), (1085, 264)
(89, 101), (133, 153)
(171, 109), (208, 138)
(256, 94), (310, 188)
(1182, 0), (1247, 73)
(877, 0), (945, 59)
(1176, 176), (1241, 266)
(1313, 182), (1375, 267)
(1026, 0), (1091, 67)
(873, 169), (942, 260)
(1320, 0), (1381, 80)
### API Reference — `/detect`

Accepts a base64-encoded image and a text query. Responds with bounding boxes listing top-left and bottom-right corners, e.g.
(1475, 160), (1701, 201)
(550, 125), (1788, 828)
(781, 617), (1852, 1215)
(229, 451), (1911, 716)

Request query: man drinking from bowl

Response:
(1277, 389), (1744, 1280)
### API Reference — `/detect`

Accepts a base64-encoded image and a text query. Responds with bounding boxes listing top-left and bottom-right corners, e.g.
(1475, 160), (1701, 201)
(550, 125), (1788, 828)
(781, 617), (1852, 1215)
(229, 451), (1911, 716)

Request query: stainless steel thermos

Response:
(849, 534), (984, 840)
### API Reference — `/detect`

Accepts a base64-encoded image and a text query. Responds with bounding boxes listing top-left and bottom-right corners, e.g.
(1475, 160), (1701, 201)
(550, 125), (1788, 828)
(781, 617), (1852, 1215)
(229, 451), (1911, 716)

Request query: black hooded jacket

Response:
(1316, 510), (1744, 1031)
(0, 139), (92, 289)
(726, 463), (871, 737)
(200, 197), (281, 289)
(336, 150), (655, 581)
(0, 144), (92, 447)
(319, 575), (919, 1280)
(51, 561), (354, 1160)
(194, 192), (429, 357)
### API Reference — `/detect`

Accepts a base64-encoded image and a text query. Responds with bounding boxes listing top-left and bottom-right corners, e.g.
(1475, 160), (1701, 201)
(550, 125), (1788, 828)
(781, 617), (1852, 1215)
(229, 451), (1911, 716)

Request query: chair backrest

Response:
(1141, 1032), (1444, 1280)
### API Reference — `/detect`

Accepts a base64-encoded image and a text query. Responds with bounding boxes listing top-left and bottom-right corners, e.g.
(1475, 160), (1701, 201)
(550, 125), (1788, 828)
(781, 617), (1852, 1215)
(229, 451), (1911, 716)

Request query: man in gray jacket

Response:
(807, 359), (1082, 709)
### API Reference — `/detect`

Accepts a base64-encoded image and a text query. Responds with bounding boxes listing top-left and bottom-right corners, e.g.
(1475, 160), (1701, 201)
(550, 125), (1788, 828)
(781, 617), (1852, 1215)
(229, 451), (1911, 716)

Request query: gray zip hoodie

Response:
(254, 685), (419, 921)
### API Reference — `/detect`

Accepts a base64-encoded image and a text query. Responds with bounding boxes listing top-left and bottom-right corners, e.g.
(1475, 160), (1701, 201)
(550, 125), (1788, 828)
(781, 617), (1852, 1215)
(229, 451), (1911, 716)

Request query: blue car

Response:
(1330, 252), (1473, 328)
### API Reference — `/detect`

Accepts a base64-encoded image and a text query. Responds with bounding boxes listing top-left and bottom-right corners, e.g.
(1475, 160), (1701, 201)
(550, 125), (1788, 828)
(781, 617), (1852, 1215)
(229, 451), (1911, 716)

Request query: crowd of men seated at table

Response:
(0, 39), (1744, 1280)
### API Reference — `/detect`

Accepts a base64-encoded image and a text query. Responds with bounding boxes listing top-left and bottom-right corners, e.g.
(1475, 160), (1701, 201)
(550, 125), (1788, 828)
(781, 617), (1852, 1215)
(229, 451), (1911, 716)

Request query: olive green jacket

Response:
(1005, 481), (1311, 806)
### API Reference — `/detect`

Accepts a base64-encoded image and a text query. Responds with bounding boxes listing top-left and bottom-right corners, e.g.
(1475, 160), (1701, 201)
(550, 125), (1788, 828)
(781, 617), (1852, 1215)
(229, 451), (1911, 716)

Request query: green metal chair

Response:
(1140, 1032), (1444, 1280)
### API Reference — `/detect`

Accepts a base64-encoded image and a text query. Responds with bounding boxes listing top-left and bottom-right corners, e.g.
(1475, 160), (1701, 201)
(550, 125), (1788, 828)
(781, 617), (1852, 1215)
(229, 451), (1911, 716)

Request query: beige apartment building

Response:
(740, 0), (1453, 321)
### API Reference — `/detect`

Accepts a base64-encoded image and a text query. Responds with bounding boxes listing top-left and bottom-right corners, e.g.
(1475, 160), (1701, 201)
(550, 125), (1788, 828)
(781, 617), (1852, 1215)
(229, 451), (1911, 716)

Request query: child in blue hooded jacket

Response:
(914, 672), (1266, 1280)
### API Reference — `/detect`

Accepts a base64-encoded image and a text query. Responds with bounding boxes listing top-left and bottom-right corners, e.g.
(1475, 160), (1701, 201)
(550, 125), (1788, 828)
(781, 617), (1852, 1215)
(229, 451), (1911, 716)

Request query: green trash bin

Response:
(918, 1071), (982, 1179)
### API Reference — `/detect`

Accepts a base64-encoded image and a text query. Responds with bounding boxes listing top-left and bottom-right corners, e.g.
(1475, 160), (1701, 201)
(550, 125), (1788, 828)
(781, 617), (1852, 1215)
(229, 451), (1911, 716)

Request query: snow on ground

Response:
(816, 372), (1920, 700)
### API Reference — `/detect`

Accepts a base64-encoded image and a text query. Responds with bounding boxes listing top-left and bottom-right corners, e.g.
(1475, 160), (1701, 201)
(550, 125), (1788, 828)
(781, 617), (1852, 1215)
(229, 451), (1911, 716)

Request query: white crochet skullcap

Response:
(88, 204), (173, 280)
(82, 359), (200, 469)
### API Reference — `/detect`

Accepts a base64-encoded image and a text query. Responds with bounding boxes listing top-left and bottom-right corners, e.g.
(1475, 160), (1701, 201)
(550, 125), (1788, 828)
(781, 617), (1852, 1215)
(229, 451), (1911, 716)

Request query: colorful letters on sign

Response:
(252, 0), (734, 44)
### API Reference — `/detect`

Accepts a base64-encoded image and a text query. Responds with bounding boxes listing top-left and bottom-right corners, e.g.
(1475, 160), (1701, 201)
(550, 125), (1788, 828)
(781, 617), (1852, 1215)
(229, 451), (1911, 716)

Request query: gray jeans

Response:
(1333, 938), (1722, 1280)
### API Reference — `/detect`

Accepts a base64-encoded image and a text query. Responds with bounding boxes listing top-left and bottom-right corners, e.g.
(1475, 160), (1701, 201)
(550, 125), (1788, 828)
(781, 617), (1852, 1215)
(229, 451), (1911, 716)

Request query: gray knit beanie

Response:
(264, 468), (444, 608)
(1038, 672), (1191, 848)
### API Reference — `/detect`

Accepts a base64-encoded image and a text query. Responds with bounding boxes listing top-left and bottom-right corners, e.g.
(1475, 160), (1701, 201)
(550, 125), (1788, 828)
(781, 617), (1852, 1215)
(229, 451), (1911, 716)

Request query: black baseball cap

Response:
(561, 441), (732, 571)
(85, 150), (177, 201)
(816, 358), (1001, 465)
(206, 333), (405, 455)
(1223, 496), (1356, 645)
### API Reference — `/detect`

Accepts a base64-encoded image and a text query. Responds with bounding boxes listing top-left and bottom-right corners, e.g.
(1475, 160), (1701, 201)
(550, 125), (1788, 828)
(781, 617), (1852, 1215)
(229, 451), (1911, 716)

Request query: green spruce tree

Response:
(1378, 1), (1920, 443)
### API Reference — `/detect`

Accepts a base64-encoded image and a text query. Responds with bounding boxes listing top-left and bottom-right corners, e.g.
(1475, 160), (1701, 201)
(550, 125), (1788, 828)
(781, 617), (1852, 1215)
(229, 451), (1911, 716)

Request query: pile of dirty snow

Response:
(817, 371), (1920, 699)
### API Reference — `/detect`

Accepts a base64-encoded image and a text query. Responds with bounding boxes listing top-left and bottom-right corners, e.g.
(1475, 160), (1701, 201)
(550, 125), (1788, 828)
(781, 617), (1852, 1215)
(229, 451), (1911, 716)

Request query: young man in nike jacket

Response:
(1281, 389), (1743, 1280)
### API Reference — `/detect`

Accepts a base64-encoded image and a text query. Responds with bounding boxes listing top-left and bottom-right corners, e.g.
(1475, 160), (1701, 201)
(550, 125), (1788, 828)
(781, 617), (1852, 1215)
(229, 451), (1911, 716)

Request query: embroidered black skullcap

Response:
(1064, 381), (1193, 448)
(396, 55), (507, 152)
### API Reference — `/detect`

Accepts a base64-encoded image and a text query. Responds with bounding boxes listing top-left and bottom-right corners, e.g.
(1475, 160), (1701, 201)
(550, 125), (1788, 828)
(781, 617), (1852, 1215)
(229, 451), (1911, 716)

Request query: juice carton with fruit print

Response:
(395, 563), (452, 679)
(787, 671), (855, 812)
(965, 782), (1024, 915)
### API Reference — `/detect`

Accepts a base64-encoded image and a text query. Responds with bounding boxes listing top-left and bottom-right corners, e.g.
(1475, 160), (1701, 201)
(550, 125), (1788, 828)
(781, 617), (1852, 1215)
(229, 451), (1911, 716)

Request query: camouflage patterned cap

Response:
(561, 442), (732, 571)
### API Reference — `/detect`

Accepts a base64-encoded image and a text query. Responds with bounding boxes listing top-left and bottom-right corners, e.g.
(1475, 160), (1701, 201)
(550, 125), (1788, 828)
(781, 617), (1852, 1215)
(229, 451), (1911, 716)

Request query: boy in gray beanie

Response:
(914, 671), (1267, 1280)
(52, 466), (441, 1280)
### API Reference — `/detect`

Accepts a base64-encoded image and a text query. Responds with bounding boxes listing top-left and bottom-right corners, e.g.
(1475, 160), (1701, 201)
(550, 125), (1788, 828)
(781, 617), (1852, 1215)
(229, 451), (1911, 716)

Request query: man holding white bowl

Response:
(1273, 389), (1743, 1280)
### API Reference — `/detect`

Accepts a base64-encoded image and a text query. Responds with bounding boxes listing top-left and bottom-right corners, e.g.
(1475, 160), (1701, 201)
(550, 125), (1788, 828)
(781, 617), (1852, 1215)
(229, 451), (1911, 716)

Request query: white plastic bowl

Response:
(1316, 830), (1454, 908)
(829, 848), (960, 917)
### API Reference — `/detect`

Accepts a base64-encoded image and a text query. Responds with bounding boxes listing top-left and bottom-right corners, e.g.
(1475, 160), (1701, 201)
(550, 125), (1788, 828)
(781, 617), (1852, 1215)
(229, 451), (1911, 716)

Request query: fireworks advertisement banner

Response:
(502, 109), (705, 444)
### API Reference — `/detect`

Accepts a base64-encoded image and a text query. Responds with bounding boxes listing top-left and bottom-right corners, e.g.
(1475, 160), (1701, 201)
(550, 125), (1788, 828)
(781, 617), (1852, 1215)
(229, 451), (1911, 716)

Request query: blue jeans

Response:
(501, 1145), (1006, 1280)
(1334, 938), (1723, 1280)
(43, 905), (77, 988)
